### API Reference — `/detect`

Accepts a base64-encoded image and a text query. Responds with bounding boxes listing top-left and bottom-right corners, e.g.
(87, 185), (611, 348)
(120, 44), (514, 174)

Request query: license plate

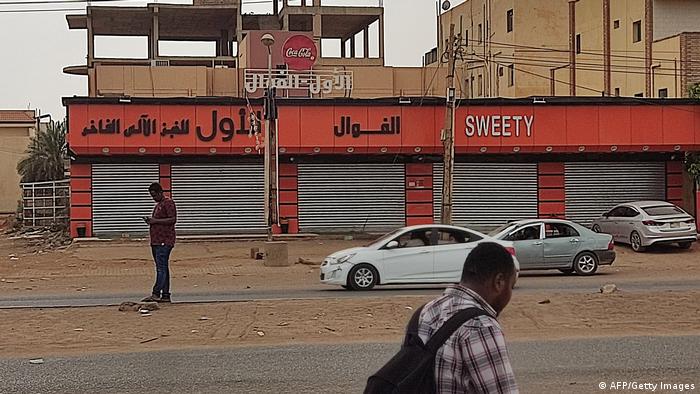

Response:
(671, 222), (680, 228)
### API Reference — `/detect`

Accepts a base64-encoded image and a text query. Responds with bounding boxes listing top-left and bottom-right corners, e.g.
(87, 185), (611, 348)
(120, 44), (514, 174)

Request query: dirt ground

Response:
(1, 291), (699, 358)
(1, 234), (699, 298)
(2, 234), (700, 358)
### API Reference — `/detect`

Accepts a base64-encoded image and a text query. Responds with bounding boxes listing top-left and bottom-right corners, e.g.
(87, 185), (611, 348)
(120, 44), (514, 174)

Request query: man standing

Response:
(142, 182), (177, 303)
(418, 242), (518, 393)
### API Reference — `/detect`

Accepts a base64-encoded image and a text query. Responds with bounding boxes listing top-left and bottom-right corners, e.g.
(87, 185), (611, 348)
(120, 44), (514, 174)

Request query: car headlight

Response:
(332, 253), (356, 265)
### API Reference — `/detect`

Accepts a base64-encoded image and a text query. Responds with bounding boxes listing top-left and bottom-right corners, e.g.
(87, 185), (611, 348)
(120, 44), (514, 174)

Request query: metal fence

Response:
(21, 179), (70, 227)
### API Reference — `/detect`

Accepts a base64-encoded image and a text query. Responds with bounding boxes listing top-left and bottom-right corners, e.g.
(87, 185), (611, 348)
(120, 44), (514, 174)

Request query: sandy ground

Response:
(1, 291), (699, 358)
(1, 234), (699, 298)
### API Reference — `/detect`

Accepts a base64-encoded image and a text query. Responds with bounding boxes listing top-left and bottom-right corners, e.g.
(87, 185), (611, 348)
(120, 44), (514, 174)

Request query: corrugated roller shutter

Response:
(565, 162), (666, 226)
(298, 164), (405, 232)
(92, 164), (160, 236)
(171, 164), (265, 233)
(434, 163), (538, 231)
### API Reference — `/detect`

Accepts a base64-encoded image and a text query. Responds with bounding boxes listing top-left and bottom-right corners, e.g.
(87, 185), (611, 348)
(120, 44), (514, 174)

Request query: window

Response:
(545, 223), (580, 238)
(620, 207), (640, 217)
(478, 75), (483, 96)
(634, 92), (644, 97)
(658, 88), (668, 98)
(470, 76), (475, 97)
(607, 207), (626, 218)
(506, 9), (514, 33)
(464, 30), (469, 46)
(614, 87), (620, 96)
(642, 205), (684, 216)
(435, 229), (482, 245)
(614, 20), (620, 29)
(576, 34), (581, 54)
(633, 20), (642, 43)
(478, 23), (483, 43)
(506, 225), (542, 241)
(508, 64), (514, 86)
(394, 229), (432, 248)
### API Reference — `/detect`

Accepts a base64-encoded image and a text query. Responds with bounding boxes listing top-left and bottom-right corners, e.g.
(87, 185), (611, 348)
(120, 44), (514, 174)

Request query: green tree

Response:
(17, 120), (67, 183)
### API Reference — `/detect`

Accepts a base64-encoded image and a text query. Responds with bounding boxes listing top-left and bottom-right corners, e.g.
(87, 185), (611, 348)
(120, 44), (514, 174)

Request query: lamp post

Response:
(261, 33), (279, 242)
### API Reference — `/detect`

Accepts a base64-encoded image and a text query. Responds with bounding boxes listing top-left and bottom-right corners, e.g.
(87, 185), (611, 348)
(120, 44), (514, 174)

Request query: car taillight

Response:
(505, 246), (516, 256)
(608, 240), (614, 250)
(642, 220), (662, 226)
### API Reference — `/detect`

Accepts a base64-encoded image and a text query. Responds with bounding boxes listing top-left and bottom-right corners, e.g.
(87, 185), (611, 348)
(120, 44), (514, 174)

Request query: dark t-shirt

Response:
(150, 198), (177, 246)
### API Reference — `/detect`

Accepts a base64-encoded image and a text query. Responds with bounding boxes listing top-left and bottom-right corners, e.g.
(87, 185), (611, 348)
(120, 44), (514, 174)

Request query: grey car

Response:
(591, 201), (697, 252)
(490, 219), (615, 275)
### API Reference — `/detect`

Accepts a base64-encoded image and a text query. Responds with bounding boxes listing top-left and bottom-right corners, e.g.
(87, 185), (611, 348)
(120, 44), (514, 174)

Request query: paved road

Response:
(0, 275), (697, 308)
(1, 336), (698, 393)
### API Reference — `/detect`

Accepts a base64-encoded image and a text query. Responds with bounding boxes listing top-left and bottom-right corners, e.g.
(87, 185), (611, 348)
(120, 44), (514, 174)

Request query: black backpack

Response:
(364, 306), (487, 394)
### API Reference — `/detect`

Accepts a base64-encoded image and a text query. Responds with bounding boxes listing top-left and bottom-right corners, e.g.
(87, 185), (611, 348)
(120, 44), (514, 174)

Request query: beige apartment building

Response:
(432, 0), (700, 98)
(0, 110), (36, 214)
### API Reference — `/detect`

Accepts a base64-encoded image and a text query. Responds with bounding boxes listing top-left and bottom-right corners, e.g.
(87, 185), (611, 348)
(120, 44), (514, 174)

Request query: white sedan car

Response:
(320, 224), (520, 290)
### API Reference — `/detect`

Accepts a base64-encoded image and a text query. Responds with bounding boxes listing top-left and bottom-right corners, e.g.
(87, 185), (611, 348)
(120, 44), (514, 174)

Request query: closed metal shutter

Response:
(171, 164), (265, 233)
(92, 164), (159, 236)
(434, 163), (538, 231)
(565, 162), (666, 226)
(298, 164), (405, 232)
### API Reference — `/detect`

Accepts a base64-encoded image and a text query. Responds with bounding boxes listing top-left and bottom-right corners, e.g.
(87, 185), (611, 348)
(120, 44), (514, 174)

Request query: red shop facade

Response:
(64, 96), (700, 238)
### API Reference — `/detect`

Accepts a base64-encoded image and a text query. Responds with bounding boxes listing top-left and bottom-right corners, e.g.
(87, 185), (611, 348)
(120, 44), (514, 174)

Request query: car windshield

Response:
(488, 223), (517, 237)
(642, 205), (685, 216)
(365, 229), (403, 247)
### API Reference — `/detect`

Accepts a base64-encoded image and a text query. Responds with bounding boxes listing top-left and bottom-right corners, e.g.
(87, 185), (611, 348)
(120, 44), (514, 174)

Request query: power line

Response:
(465, 38), (683, 64)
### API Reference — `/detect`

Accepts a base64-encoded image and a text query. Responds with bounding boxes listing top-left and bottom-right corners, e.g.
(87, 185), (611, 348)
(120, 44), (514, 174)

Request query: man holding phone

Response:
(142, 182), (177, 303)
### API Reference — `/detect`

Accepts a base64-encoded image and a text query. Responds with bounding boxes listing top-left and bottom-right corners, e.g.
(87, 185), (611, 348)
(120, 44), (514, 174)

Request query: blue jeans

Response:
(151, 245), (173, 297)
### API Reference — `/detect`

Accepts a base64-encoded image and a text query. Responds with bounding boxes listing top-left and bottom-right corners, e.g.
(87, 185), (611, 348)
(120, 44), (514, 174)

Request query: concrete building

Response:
(0, 110), (36, 214)
(62, 1), (700, 238)
(432, 0), (700, 98)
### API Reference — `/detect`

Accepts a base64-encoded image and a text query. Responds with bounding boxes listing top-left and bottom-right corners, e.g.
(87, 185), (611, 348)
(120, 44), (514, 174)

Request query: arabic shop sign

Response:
(81, 108), (262, 143)
(282, 35), (317, 70)
(465, 114), (534, 137)
(244, 69), (353, 94)
(333, 116), (401, 138)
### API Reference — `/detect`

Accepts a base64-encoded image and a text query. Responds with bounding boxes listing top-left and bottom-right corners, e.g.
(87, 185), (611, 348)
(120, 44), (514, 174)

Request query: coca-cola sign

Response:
(282, 35), (318, 70)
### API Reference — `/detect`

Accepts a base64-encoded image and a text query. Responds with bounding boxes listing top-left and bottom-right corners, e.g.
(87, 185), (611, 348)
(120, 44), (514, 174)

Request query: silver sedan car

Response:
(490, 219), (615, 275)
(591, 201), (697, 252)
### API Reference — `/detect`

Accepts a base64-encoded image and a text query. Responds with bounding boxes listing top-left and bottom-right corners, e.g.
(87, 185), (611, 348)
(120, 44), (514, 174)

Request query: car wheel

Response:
(630, 231), (646, 252)
(559, 269), (574, 275)
(573, 252), (598, 276)
(678, 242), (693, 250)
(592, 224), (602, 233)
(348, 264), (379, 291)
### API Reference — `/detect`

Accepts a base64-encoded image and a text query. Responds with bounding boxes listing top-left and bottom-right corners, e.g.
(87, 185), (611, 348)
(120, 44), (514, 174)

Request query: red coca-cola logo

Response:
(282, 35), (317, 70)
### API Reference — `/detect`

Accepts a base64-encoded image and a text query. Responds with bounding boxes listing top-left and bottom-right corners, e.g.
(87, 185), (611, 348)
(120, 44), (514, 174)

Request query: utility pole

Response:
(440, 23), (458, 225)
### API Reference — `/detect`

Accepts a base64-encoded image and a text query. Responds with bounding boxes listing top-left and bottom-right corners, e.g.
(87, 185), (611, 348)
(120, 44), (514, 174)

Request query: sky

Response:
(0, 0), (463, 119)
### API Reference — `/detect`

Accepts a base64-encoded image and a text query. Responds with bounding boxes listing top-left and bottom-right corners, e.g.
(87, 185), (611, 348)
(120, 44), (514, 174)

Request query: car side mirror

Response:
(385, 240), (399, 249)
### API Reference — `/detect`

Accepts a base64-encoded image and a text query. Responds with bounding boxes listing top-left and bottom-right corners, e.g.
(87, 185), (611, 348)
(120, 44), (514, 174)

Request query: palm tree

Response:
(17, 120), (67, 183)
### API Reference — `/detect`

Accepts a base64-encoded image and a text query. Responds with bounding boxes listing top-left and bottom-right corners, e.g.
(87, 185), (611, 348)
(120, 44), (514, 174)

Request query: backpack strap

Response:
(406, 304), (426, 334)
(425, 307), (489, 353)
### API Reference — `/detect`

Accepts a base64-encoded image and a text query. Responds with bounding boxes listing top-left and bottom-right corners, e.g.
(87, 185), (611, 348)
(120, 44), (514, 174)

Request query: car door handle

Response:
(570, 239), (580, 243)
(416, 250), (431, 254)
(533, 241), (543, 245)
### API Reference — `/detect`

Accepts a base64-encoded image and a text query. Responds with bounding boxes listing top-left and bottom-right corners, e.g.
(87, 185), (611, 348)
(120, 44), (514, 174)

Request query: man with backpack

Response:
(365, 242), (519, 393)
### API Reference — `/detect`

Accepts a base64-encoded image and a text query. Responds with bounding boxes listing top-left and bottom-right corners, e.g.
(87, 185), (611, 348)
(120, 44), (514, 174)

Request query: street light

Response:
(261, 33), (279, 241)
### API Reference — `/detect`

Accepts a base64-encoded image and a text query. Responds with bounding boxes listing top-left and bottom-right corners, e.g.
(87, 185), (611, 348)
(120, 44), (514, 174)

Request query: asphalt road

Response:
(1, 336), (698, 393)
(0, 274), (697, 308)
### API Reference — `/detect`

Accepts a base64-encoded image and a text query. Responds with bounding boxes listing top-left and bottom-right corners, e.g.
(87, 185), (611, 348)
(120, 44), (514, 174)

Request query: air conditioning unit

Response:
(151, 59), (170, 67)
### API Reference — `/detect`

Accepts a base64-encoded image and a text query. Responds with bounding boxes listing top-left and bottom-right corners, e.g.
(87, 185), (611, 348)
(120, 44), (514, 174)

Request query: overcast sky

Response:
(0, 0), (465, 119)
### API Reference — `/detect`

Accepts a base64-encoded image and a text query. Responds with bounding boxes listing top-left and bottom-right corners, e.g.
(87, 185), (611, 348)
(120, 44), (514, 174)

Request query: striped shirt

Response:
(418, 285), (518, 394)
